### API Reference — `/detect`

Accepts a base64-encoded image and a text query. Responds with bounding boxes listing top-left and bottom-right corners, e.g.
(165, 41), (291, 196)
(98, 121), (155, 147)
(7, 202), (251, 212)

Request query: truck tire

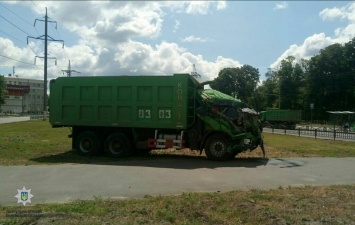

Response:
(75, 131), (101, 156)
(104, 133), (132, 157)
(204, 134), (232, 161)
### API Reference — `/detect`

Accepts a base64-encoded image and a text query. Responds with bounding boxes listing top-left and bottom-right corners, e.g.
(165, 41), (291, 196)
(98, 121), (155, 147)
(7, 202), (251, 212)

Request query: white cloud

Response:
(20, 1), (227, 48)
(114, 41), (240, 81)
(274, 2), (288, 10)
(270, 33), (334, 69)
(185, 1), (226, 14)
(270, 2), (355, 69)
(319, 7), (344, 21)
(186, 2), (210, 15)
(173, 20), (180, 33)
(319, 2), (355, 22)
(0, 37), (42, 79)
(2, 1), (234, 82)
(216, 1), (227, 11)
(19, 1), (164, 47)
(181, 36), (212, 43)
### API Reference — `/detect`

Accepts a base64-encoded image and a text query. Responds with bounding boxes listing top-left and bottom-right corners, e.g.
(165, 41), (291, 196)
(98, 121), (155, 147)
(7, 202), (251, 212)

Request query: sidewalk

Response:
(0, 116), (31, 124)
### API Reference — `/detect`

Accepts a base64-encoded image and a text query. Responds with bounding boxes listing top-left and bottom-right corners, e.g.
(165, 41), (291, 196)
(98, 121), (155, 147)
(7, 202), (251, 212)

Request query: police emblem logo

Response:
(21, 192), (28, 201)
(15, 187), (34, 206)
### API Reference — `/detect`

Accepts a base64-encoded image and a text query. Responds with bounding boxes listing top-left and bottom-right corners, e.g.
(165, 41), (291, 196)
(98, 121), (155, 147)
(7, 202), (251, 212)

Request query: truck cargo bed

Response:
(49, 74), (199, 129)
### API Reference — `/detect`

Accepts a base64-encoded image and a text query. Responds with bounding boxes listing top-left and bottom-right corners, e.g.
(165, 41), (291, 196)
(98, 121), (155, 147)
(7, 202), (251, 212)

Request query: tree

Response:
(256, 56), (306, 111)
(254, 71), (279, 110)
(305, 40), (355, 120)
(210, 65), (260, 104)
(250, 38), (355, 121)
(277, 56), (305, 110)
(0, 75), (7, 108)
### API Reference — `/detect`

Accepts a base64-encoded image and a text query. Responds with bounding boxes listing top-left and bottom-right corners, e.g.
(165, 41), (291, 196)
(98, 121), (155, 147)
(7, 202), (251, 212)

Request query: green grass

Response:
(0, 120), (73, 165)
(0, 120), (354, 165)
(0, 185), (354, 224)
(240, 132), (355, 158)
(1, 121), (354, 224)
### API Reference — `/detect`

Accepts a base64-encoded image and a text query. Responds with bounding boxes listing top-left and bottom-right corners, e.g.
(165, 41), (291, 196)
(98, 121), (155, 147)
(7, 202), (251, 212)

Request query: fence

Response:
(263, 127), (355, 141)
(30, 115), (44, 120)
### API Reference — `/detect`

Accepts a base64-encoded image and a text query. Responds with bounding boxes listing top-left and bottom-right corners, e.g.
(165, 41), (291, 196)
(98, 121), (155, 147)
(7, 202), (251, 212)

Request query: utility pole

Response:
(27, 7), (64, 121)
(190, 64), (201, 79)
(61, 60), (80, 77)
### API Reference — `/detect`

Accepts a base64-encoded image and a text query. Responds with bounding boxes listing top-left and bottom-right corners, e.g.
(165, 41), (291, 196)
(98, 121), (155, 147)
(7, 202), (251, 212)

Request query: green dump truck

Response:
(49, 74), (264, 160)
(260, 109), (302, 130)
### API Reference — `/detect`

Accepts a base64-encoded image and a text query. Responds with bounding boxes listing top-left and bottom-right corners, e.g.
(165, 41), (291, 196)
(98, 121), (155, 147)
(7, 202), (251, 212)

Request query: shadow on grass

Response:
(30, 149), (269, 169)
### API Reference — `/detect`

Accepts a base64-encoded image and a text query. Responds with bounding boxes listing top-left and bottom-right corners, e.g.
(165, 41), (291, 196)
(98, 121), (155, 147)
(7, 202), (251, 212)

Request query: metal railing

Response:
(30, 115), (44, 120)
(263, 127), (355, 141)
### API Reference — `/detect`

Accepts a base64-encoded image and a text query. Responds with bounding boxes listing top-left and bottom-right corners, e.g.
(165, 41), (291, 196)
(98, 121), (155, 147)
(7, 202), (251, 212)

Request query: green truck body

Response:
(260, 109), (302, 129)
(49, 74), (264, 160)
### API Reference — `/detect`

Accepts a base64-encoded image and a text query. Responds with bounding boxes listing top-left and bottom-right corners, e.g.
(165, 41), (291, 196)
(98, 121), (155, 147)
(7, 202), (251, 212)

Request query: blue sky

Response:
(0, 1), (354, 82)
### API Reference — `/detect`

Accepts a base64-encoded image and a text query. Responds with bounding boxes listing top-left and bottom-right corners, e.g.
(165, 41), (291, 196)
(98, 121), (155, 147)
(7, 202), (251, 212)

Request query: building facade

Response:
(1, 76), (44, 114)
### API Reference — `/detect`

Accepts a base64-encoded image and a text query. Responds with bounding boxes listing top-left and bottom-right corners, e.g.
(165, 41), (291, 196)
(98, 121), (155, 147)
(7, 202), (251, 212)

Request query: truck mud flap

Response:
(260, 135), (266, 158)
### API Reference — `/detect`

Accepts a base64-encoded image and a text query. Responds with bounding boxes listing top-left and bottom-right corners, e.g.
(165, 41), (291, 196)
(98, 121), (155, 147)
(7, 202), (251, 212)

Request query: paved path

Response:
(0, 116), (31, 124)
(1, 157), (354, 205)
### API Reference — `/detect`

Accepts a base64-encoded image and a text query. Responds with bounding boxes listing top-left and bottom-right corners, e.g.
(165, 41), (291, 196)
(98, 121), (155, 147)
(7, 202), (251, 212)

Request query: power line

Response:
(46, 12), (70, 62)
(0, 28), (40, 56)
(0, 15), (32, 36)
(31, 0), (43, 15)
(1, 2), (70, 68)
(0, 54), (38, 66)
(28, 7), (64, 120)
(0, 29), (24, 44)
(0, 3), (34, 27)
(0, 2), (42, 37)
(37, 8), (71, 74)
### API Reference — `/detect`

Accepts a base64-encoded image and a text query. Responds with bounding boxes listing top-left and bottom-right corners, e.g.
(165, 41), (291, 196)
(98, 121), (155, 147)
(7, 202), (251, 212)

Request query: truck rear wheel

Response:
(204, 134), (232, 161)
(75, 131), (101, 156)
(104, 133), (132, 157)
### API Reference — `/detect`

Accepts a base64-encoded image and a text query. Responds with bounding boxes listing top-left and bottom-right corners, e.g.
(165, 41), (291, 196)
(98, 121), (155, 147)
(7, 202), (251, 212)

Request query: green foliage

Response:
(305, 39), (355, 120)
(210, 65), (260, 105)
(0, 75), (7, 106)
(254, 37), (355, 121)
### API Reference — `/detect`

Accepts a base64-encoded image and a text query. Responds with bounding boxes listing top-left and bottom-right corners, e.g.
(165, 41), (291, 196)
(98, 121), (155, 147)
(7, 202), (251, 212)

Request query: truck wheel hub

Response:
(110, 140), (122, 153)
(81, 139), (93, 152)
(212, 142), (225, 155)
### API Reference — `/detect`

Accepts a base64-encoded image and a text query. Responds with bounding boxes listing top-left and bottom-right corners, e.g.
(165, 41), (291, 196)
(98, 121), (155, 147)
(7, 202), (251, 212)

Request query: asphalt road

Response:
(1, 157), (354, 206)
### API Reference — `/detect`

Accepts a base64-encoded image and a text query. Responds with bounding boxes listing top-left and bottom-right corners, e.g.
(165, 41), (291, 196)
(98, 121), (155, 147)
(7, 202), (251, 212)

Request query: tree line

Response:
(0, 38), (354, 120)
(211, 37), (355, 122)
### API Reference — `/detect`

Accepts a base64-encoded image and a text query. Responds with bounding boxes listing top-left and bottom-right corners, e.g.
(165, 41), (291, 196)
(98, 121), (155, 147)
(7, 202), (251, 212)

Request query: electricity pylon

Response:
(27, 7), (64, 120)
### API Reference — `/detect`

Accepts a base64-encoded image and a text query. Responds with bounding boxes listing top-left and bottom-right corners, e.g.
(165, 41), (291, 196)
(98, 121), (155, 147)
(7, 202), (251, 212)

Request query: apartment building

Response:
(1, 76), (44, 114)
